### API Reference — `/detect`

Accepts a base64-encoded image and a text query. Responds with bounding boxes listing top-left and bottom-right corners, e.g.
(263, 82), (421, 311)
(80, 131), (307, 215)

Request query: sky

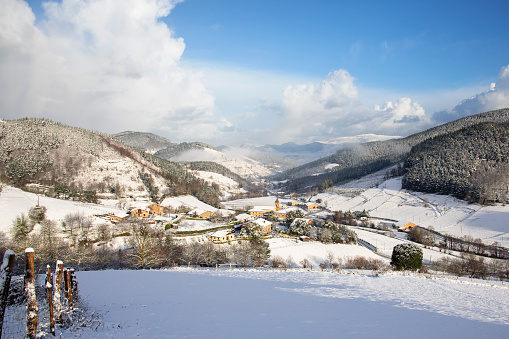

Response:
(1, 0), (509, 146)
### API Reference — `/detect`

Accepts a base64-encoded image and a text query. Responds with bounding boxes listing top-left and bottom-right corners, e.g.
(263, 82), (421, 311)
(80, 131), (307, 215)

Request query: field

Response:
(58, 268), (509, 338)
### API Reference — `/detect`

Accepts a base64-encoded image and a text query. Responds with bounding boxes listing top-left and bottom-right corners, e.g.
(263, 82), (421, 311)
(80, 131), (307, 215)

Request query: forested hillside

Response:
(402, 122), (509, 203)
(115, 131), (219, 159)
(114, 131), (173, 153)
(0, 118), (221, 207)
(280, 108), (509, 192)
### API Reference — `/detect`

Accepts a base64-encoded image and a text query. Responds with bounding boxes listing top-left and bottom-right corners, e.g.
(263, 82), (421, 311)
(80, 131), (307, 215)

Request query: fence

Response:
(0, 249), (79, 338)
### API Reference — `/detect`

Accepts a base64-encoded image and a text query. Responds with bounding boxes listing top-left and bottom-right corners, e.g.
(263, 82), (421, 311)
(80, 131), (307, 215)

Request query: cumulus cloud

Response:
(275, 70), (361, 142)
(274, 69), (430, 143)
(433, 64), (509, 123)
(0, 0), (220, 141)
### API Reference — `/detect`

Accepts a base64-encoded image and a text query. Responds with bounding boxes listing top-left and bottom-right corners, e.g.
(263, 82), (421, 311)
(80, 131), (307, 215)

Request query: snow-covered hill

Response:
(171, 147), (274, 178)
(315, 171), (509, 248)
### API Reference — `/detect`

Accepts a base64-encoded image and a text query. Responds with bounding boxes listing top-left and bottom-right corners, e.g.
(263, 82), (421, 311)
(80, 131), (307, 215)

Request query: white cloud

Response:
(272, 70), (430, 143)
(0, 0), (221, 141)
(433, 64), (509, 122)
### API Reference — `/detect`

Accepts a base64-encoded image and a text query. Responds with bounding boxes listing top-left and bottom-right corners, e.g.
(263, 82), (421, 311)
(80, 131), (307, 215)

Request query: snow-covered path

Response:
(68, 269), (509, 338)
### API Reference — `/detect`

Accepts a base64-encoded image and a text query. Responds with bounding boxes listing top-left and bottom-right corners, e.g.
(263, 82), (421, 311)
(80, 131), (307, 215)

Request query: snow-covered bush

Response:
(391, 243), (423, 270)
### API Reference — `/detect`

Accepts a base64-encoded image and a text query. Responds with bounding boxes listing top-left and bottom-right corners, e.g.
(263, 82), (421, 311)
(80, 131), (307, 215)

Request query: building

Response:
(249, 199), (283, 217)
(107, 212), (129, 223)
(235, 213), (254, 224)
(252, 218), (272, 235)
(188, 209), (214, 219)
(149, 204), (164, 215)
(399, 222), (416, 231)
(131, 208), (150, 218)
(210, 230), (236, 243)
(302, 202), (320, 210)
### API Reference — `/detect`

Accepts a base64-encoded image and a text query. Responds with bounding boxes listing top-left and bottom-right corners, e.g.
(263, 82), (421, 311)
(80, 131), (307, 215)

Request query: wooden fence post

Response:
(54, 261), (63, 323)
(0, 250), (15, 338)
(25, 248), (38, 339)
(46, 265), (55, 336)
(70, 269), (78, 300)
(64, 269), (74, 310)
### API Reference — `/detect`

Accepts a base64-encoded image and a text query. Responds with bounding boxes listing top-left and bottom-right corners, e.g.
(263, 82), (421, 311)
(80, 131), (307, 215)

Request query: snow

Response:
(267, 238), (387, 268)
(172, 148), (273, 178)
(160, 195), (218, 212)
(318, 177), (509, 247)
(62, 268), (509, 338)
(192, 170), (240, 197)
(0, 186), (122, 233)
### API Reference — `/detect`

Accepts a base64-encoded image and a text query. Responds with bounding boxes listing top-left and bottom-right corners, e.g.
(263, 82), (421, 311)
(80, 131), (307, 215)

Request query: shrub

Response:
(391, 243), (423, 270)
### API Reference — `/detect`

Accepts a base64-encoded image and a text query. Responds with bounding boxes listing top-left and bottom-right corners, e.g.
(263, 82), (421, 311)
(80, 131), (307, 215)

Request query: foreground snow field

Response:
(65, 269), (508, 338)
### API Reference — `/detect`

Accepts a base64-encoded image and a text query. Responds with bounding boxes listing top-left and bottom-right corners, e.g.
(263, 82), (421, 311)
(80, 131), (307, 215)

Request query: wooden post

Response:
(65, 269), (74, 310)
(63, 269), (69, 301)
(70, 269), (78, 300)
(25, 248), (38, 339)
(54, 261), (63, 323)
(46, 266), (55, 336)
(0, 250), (15, 338)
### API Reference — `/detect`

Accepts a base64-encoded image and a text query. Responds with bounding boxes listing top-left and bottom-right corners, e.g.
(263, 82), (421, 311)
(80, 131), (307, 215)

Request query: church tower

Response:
(275, 198), (280, 211)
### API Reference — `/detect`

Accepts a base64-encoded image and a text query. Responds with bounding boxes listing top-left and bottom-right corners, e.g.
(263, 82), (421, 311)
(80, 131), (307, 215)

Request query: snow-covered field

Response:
(267, 237), (388, 268)
(0, 185), (122, 232)
(61, 268), (509, 338)
(317, 176), (509, 248)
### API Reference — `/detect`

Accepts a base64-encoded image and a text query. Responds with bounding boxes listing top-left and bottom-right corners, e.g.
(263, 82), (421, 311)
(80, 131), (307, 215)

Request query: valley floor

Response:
(59, 268), (509, 338)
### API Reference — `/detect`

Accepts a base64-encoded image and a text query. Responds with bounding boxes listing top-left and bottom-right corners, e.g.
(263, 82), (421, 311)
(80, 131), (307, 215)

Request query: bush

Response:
(391, 243), (423, 270)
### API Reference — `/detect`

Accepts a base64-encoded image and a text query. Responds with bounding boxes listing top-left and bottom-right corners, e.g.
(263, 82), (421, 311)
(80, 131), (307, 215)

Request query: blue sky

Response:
(168, 0), (507, 90)
(3, 0), (509, 146)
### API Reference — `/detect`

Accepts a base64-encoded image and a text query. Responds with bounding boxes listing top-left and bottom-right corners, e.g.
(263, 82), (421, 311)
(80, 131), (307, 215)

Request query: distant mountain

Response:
(279, 108), (509, 192)
(249, 134), (400, 164)
(0, 119), (222, 207)
(117, 131), (296, 179)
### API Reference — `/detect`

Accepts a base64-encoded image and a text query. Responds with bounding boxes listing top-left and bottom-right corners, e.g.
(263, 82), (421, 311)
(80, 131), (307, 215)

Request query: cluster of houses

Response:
(103, 197), (322, 244)
(209, 198), (320, 243)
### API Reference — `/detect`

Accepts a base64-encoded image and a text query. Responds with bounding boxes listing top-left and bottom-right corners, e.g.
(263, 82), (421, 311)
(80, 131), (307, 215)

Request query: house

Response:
(188, 209), (214, 219)
(399, 222), (416, 231)
(252, 218), (272, 235)
(273, 210), (288, 220)
(302, 202), (320, 210)
(131, 208), (150, 218)
(235, 213), (254, 224)
(149, 204), (164, 215)
(248, 207), (273, 217)
(210, 230), (236, 243)
(107, 212), (129, 223)
(287, 200), (300, 206)
(249, 199), (283, 217)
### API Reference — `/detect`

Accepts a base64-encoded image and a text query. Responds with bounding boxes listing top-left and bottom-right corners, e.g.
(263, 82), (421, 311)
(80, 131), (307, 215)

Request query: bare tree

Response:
(128, 223), (159, 269)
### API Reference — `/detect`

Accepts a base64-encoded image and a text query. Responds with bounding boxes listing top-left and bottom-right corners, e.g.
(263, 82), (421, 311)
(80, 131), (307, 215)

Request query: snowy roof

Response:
(253, 218), (271, 227)
(188, 208), (208, 215)
(131, 202), (150, 210)
(235, 213), (252, 221)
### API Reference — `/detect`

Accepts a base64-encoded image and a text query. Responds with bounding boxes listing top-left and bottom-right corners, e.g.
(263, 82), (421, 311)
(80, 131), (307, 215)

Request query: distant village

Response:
(102, 195), (330, 243)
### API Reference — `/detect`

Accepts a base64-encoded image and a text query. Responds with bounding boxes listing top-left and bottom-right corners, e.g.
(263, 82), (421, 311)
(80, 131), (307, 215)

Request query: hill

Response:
(116, 131), (292, 178)
(402, 122), (509, 203)
(279, 108), (509, 192)
(0, 118), (222, 207)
